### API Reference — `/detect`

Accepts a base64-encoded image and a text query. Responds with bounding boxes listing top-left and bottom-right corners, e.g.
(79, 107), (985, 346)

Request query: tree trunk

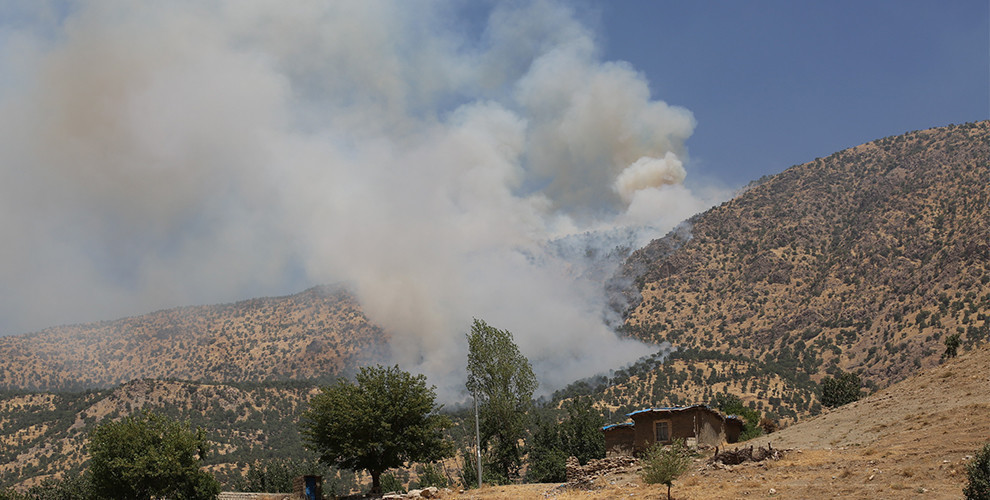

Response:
(667, 482), (672, 500)
(370, 470), (382, 496)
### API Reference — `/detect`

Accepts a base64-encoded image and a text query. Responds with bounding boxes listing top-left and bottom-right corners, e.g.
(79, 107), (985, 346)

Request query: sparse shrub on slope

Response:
(640, 438), (692, 500)
(820, 370), (863, 408)
(944, 333), (962, 359)
(614, 122), (990, 420)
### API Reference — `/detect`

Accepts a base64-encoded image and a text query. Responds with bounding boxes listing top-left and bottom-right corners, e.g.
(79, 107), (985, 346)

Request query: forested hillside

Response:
(0, 379), (330, 490)
(0, 286), (388, 391)
(593, 121), (989, 420)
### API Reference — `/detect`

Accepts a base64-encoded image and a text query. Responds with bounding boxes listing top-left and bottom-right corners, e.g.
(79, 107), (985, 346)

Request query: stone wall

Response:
(217, 493), (292, 500)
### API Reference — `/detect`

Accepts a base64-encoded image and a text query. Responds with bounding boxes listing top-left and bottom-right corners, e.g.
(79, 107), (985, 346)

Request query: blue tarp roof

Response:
(601, 422), (634, 431)
(626, 404), (712, 417)
(602, 404), (739, 432)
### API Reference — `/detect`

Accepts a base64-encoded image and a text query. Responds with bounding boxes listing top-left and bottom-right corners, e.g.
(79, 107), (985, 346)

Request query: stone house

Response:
(601, 422), (636, 455)
(602, 405), (744, 455)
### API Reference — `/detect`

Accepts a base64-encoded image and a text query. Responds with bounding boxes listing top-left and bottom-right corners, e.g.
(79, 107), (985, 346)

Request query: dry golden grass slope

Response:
(0, 285), (388, 391)
(440, 342), (990, 499)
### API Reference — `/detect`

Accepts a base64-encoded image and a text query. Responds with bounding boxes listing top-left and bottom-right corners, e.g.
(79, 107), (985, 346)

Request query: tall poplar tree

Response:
(465, 319), (538, 483)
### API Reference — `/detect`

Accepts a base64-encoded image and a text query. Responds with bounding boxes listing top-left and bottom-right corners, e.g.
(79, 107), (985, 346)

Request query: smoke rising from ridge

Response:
(0, 0), (728, 398)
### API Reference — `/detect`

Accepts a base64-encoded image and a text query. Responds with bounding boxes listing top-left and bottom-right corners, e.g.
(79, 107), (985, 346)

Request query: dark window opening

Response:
(655, 421), (670, 442)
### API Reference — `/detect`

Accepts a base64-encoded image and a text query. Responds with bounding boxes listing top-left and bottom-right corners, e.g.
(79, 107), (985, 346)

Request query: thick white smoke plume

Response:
(614, 153), (686, 203)
(0, 1), (727, 398)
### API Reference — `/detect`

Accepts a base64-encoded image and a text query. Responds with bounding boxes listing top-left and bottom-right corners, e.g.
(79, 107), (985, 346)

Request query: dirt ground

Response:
(437, 344), (989, 499)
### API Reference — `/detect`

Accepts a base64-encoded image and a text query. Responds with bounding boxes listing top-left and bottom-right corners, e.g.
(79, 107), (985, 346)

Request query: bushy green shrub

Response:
(964, 442), (990, 500)
(245, 458), (323, 493)
(525, 397), (606, 484)
(26, 474), (93, 500)
(820, 371), (862, 408)
(944, 333), (961, 359)
(417, 462), (448, 489)
(460, 448), (509, 487)
(526, 447), (567, 484)
(380, 473), (404, 494)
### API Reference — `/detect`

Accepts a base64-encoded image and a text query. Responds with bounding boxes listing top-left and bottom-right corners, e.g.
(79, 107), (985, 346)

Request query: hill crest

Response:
(0, 285), (389, 391)
(602, 121), (989, 416)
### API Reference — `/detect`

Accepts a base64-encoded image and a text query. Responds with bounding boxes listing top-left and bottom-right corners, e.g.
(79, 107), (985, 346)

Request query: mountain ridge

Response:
(0, 285), (389, 391)
(615, 121), (988, 387)
(558, 121), (989, 423)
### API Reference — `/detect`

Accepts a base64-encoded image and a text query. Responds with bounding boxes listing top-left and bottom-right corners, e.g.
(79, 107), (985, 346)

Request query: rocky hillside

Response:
(0, 285), (389, 391)
(597, 121), (989, 418)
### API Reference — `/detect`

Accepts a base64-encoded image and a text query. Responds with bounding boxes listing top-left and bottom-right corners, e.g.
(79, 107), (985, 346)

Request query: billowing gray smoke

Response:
(0, 1), (728, 399)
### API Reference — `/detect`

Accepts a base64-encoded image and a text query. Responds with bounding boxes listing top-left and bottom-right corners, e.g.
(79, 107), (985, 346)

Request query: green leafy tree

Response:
(301, 365), (452, 496)
(965, 442), (990, 499)
(245, 458), (324, 493)
(466, 319), (538, 483)
(0, 489), (26, 500)
(525, 396), (607, 483)
(26, 474), (93, 500)
(89, 410), (221, 500)
(820, 370), (863, 408)
(713, 393), (763, 441)
(525, 413), (568, 483)
(559, 396), (606, 465)
(640, 439), (692, 500)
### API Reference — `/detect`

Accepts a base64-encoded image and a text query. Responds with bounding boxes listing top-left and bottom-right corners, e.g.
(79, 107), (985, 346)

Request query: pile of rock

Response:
(382, 486), (446, 499)
(564, 455), (639, 489)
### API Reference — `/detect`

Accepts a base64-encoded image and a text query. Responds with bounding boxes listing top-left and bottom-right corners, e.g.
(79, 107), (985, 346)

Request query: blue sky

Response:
(597, 0), (989, 187)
